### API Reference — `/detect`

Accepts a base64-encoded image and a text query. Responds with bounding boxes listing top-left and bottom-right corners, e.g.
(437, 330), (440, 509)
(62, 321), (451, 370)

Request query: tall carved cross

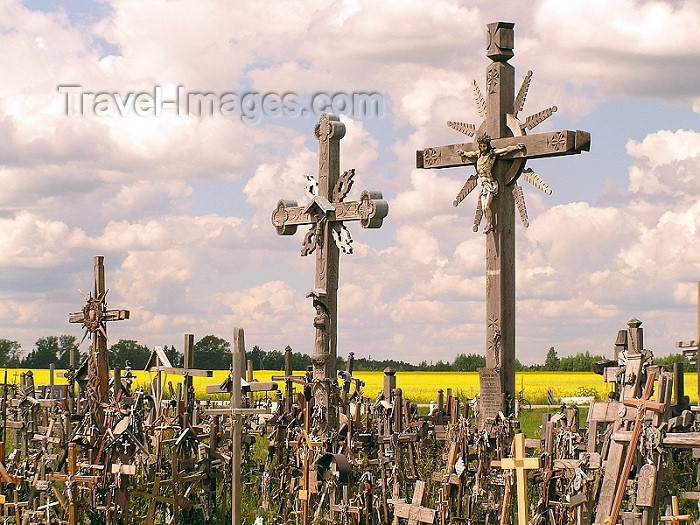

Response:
(417, 22), (590, 423)
(69, 256), (129, 418)
(271, 113), (388, 428)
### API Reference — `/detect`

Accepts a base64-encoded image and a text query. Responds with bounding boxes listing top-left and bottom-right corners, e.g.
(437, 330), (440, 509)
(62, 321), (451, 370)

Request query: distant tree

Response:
(262, 349), (285, 370)
(452, 353), (486, 371)
(163, 345), (183, 367)
(514, 358), (527, 371)
(544, 346), (560, 371)
(0, 339), (21, 367)
(108, 339), (150, 369)
(56, 335), (80, 368)
(23, 336), (60, 367)
(193, 335), (231, 370)
(291, 351), (311, 371)
(656, 352), (696, 373)
(247, 345), (265, 370)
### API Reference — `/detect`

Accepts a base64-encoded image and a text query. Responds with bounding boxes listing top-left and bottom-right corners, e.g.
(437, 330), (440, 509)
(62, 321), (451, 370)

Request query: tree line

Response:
(0, 336), (695, 373)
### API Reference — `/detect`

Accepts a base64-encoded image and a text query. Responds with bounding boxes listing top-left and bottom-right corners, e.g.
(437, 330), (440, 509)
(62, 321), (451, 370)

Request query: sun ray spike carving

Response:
(453, 174), (478, 207)
(522, 167), (552, 195)
(512, 183), (529, 228)
(472, 80), (486, 119)
(447, 121), (476, 137)
(514, 70), (533, 116)
(332, 169), (355, 202)
(524, 106), (558, 131)
(472, 199), (484, 232)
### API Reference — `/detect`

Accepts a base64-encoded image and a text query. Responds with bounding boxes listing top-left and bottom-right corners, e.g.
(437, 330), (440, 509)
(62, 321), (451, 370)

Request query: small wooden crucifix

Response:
(272, 113), (388, 428)
(501, 433), (540, 525)
(416, 22), (590, 423)
(69, 256), (129, 415)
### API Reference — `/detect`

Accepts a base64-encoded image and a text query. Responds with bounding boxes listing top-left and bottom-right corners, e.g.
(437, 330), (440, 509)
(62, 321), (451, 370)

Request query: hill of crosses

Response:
(1, 20), (699, 525)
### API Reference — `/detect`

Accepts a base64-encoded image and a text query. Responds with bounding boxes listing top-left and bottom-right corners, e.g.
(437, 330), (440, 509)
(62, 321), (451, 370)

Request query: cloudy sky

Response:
(1, 0), (699, 366)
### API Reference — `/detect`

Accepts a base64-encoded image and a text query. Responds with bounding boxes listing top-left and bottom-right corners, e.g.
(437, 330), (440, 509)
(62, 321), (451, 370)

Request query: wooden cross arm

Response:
(417, 129), (591, 169)
(622, 398), (666, 413)
(272, 199), (310, 234)
(68, 309), (129, 323)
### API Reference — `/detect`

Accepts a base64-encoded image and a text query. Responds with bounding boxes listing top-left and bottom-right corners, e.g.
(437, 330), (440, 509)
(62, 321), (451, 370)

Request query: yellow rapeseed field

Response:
(1, 368), (696, 405)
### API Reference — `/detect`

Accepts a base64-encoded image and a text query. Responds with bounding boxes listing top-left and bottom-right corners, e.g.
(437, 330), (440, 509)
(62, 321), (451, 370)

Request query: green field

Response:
(2, 368), (695, 406)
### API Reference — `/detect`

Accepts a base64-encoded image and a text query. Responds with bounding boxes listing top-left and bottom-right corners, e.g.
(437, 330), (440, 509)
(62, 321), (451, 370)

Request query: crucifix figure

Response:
(417, 22), (590, 424)
(272, 113), (388, 429)
(69, 256), (129, 425)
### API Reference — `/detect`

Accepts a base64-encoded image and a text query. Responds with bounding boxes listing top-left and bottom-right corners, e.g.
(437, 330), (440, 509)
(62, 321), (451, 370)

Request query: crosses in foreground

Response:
(271, 113), (388, 430)
(417, 22), (591, 424)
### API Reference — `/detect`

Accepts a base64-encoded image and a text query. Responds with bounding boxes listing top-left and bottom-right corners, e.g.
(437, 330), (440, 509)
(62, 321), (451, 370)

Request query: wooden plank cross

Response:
(69, 256), (129, 411)
(271, 113), (388, 428)
(601, 371), (666, 525)
(661, 497), (691, 525)
(417, 22), (590, 424)
(388, 480), (437, 525)
(501, 433), (540, 525)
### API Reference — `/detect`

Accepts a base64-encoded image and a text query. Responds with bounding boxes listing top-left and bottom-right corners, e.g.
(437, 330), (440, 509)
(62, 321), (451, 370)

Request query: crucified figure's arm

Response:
(493, 143), (525, 156)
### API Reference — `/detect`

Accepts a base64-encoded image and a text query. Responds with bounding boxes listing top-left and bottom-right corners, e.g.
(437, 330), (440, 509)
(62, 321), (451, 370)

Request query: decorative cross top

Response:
(69, 256), (129, 413)
(271, 114), (388, 430)
(501, 433), (540, 525)
(416, 22), (591, 424)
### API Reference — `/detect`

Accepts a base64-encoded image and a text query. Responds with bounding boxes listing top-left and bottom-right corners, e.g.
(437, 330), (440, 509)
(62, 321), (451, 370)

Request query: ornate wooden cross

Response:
(417, 22), (590, 423)
(272, 113), (388, 428)
(501, 433), (540, 525)
(69, 256), (129, 418)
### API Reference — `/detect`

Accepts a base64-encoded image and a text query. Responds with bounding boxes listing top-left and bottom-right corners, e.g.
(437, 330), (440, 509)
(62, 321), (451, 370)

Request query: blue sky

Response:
(0, 0), (699, 366)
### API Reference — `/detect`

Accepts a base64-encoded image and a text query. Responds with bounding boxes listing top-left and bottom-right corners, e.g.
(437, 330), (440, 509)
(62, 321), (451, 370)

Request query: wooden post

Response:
(231, 328), (244, 525)
(284, 345), (293, 412)
(383, 367), (396, 401)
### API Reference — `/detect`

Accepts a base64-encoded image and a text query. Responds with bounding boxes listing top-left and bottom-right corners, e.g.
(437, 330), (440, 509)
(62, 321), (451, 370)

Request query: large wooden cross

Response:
(272, 113), (388, 428)
(417, 22), (590, 423)
(501, 433), (540, 525)
(69, 256), (129, 414)
(603, 371), (666, 525)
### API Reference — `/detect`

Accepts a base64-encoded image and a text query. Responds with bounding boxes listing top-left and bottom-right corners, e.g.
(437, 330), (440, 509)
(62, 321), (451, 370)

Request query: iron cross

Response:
(417, 22), (590, 424)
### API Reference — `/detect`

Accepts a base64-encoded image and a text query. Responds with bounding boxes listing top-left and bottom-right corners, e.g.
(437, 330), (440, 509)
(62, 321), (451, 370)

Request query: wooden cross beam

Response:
(416, 22), (590, 424)
(69, 256), (129, 409)
(388, 480), (437, 525)
(271, 113), (388, 428)
(501, 433), (540, 525)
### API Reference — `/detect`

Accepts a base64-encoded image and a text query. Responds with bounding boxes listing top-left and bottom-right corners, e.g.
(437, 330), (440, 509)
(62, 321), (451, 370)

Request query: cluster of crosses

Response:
(1, 19), (699, 525)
